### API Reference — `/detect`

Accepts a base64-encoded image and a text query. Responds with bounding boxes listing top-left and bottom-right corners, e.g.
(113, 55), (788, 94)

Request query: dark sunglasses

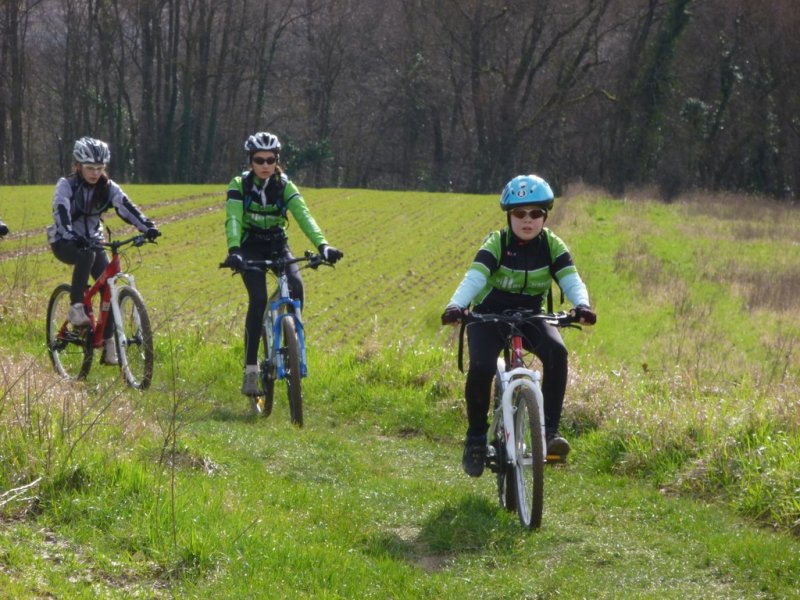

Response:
(252, 156), (277, 165)
(510, 208), (547, 220)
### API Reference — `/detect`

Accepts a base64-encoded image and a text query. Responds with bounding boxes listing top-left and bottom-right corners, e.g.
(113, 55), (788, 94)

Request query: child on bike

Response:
(222, 131), (343, 396)
(0, 215), (8, 237)
(441, 174), (596, 477)
(47, 136), (161, 365)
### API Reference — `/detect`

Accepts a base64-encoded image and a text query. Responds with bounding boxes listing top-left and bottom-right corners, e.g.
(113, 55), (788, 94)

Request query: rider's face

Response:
(80, 163), (105, 184)
(508, 205), (546, 241)
(251, 151), (278, 180)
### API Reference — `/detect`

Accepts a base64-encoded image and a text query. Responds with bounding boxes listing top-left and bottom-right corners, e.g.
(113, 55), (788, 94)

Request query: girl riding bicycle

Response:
(441, 174), (596, 477)
(222, 131), (343, 396)
(47, 136), (161, 365)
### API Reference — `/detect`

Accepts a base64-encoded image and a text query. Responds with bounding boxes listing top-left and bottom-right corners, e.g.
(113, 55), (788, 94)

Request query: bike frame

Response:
(62, 238), (141, 370)
(468, 311), (576, 468)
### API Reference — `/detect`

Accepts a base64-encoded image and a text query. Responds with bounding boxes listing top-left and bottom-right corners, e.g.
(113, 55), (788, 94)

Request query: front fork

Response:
(268, 297), (308, 379)
(106, 273), (137, 370)
(493, 363), (546, 465)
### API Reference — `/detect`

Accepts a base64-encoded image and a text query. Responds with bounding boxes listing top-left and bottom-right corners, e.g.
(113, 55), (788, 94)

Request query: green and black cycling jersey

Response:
(225, 170), (327, 250)
(449, 227), (589, 313)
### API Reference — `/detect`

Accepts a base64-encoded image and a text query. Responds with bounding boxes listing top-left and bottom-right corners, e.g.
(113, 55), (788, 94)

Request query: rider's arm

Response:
(225, 176), (246, 250)
(284, 181), (328, 250)
(109, 181), (155, 233)
(547, 230), (590, 307)
(48, 178), (76, 244)
(558, 272), (590, 308)
(448, 268), (487, 309)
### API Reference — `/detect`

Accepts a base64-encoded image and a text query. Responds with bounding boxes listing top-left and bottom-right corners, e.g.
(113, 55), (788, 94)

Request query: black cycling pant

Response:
(51, 239), (113, 339)
(464, 319), (568, 439)
(239, 238), (303, 366)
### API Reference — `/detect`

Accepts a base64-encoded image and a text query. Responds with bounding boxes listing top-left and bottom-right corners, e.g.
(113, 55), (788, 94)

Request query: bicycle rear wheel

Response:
(512, 386), (544, 529)
(282, 316), (303, 426)
(46, 284), (93, 380)
(493, 371), (516, 511)
(115, 286), (153, 390)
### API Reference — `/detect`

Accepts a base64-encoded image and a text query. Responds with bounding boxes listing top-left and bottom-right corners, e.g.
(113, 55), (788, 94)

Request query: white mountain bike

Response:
(459, 310), (579, 529)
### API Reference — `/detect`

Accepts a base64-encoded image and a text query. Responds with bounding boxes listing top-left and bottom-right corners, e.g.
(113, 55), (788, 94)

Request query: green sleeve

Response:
(285, 181), (328, 249)
(225, 176), (245, 249)
(546, 229), (578, 281)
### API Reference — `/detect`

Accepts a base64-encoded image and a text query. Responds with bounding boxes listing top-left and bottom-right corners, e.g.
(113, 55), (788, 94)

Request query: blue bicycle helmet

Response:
(499, 175), (554, 211)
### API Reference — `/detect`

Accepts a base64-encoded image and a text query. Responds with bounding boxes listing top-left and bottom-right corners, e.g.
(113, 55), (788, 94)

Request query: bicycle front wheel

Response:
(512, 386), (544, 529)
(46, 284), (93, 380)
(115, 286), (153, 390)
(282, 316), (303, 426)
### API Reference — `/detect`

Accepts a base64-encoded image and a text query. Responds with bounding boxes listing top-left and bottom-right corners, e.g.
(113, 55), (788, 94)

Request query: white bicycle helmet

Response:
(73, 136), (111, 164)
(244, 132), (281, 155)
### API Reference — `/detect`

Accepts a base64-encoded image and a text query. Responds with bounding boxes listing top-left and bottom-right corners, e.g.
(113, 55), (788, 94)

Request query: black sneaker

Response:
(546, 431), (571, 461)
(462, 435), (487, 478)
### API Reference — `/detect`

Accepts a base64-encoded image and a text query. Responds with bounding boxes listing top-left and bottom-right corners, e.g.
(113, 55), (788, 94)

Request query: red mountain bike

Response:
(46, 234), (156, 389)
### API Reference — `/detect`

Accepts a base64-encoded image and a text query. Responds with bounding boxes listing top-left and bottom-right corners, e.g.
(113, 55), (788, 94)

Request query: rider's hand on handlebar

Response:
(144, 227), (161, 242)
(63, 230), (89, 249)
(223, 249), (245, 270)
(441, 305), (466, 326)
(318, 244), (343, 264)
(571, 304), (597, 325)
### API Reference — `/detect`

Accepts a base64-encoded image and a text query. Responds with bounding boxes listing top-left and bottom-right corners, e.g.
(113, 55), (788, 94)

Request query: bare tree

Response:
(1, 0), (32, 183)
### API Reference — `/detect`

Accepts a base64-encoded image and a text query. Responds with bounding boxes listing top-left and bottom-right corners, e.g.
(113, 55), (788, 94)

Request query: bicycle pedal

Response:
(250, 396), (264, 415)
(546, 454), (568, 464)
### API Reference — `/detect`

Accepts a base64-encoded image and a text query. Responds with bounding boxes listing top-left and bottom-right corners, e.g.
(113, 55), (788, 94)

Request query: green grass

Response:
(1, 185), (799, 597)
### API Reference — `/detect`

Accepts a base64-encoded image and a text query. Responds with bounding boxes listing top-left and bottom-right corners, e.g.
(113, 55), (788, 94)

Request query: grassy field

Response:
(1, 184), (799, 598)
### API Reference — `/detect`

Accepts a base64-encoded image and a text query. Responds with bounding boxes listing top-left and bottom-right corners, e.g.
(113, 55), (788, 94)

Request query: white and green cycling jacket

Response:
(448, 227), (590, 313)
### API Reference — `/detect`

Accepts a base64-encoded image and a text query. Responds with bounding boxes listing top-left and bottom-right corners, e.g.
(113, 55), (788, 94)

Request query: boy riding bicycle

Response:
(441, 174), (596, 477)
(222, 131), (343, 397)
(47, 137), (161, 365)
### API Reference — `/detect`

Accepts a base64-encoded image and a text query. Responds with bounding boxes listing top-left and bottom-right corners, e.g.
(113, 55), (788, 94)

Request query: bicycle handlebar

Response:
(461, 309), (579, 329)
(86, 234), (155, 252)
(218, 250), (332, 273)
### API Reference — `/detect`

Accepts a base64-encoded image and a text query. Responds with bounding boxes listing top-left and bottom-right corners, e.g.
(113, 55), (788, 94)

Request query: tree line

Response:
(1, 0), (797, 199)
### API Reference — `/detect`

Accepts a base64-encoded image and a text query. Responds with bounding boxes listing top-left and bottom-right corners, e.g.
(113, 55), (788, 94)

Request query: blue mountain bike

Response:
(221, 251), (331, 425)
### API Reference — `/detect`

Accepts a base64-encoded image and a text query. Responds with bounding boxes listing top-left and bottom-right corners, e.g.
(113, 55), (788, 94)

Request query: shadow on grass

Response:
(361, 494), (521, 572)
(207, 405), (262, 423)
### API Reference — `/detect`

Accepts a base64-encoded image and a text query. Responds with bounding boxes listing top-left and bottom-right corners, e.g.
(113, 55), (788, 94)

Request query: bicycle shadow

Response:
(362, 494), (520, 571)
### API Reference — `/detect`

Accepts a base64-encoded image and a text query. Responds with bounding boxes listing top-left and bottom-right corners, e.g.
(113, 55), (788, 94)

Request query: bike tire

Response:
(512, 386), (544, 530)
(493, 371), (516, 511)
(46, 283), (93, 380)
(259, 315), (276, 417)
(115, 286), (154, 390)
(282, 316), (303, 427)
